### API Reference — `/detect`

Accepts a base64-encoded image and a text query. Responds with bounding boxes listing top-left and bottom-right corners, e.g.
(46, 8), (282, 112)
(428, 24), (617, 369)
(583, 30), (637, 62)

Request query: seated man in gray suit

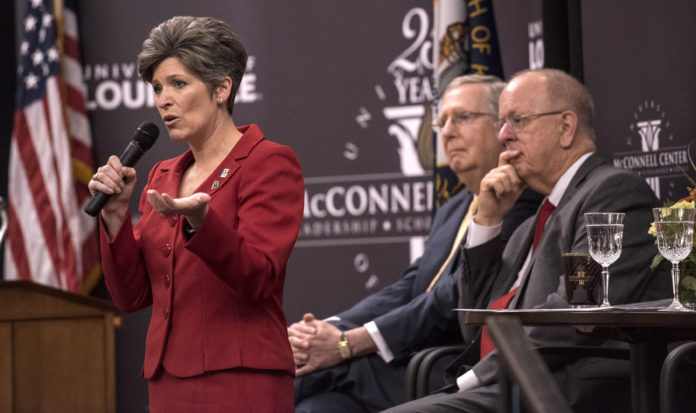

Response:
(289, 75), (543, 413)
(383, 69), (671, 413)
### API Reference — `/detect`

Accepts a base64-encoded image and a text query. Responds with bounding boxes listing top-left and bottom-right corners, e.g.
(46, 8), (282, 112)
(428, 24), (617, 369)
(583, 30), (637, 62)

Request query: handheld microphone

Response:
(84, 121), (160, 217)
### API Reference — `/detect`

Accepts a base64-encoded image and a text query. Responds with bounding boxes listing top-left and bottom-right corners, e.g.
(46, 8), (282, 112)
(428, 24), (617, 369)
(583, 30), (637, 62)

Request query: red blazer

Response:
(100, 124), (304, 378)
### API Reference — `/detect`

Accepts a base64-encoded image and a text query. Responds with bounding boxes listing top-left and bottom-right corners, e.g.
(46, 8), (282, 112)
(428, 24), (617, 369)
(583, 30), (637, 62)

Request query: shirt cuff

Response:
(456, 369), (482, 391)
(465, 220), (502, 248)
(364, 321), (395, 363)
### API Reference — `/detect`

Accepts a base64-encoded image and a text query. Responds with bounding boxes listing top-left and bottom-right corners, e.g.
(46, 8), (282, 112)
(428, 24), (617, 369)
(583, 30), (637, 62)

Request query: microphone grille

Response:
(133, 121), (160, 150)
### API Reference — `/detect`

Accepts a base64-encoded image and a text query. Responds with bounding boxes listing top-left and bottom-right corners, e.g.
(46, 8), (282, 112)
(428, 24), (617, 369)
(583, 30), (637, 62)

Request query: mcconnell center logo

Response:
(612, 100), (688, 200)
(297, 7), (435, 291)
(299, 6), (434, 249)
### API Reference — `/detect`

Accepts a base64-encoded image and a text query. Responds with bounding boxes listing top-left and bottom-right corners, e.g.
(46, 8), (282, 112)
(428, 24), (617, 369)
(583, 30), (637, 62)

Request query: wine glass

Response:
(584, 212), (625, 307)
(652, 207), (695, 312)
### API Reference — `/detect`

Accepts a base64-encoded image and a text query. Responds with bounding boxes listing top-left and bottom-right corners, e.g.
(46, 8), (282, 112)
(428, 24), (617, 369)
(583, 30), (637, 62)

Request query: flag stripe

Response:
(66, 83), (87, 114)
(62, 27), (79, 58)
(64, 58), (89, 100)
(61, 1), (78, 38)
(5, 201), (32, 282)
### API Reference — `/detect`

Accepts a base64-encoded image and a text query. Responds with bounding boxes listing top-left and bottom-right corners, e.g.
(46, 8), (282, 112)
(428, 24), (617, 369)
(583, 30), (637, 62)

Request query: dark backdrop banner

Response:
(581, 1), (696, 203)
(492, 0), (543, 76)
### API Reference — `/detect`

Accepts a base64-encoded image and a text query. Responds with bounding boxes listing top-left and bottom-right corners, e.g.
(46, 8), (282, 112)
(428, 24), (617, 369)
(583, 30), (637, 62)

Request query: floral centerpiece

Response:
(649, 188), (696, 309)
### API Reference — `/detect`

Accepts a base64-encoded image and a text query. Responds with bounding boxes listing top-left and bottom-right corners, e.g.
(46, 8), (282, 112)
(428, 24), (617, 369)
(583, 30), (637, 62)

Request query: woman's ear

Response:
(215, 76), (233, 103)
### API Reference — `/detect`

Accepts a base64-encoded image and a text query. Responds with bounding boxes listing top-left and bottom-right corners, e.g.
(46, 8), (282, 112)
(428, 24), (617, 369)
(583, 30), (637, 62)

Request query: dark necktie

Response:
(479, 199), (555, 358)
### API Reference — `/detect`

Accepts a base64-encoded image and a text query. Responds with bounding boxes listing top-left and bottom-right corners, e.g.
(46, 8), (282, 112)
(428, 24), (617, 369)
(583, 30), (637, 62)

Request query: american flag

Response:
(4, 0), (99, 293)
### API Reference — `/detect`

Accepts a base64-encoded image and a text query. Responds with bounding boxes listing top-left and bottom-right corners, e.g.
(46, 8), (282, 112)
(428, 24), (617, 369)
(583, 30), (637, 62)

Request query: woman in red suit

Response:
(88, 16), (304, 413)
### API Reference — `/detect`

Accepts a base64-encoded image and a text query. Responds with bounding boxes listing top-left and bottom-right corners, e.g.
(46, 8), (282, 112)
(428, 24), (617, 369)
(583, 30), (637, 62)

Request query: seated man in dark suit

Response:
(382, 69), (671, 413)
(289, 74), (543, 413)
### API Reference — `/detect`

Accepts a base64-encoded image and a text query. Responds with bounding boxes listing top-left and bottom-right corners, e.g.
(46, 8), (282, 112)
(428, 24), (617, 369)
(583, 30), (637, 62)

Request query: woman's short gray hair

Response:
(137, 16), (247, 115)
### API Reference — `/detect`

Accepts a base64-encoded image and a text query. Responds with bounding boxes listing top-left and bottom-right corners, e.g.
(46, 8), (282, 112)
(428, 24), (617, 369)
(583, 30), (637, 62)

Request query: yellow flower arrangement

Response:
(649, 188), (696, 308)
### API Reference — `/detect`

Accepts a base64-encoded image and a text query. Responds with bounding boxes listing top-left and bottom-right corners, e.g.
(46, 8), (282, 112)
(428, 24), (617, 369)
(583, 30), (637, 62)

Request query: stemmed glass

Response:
(652, 207), (695, 312)
(585, 212), (625, 308)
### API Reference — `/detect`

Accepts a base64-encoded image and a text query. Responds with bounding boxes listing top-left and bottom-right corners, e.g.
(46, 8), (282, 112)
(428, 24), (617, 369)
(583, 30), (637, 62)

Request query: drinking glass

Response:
(653, 207), (695, 312)
(585, 212), (625, 307)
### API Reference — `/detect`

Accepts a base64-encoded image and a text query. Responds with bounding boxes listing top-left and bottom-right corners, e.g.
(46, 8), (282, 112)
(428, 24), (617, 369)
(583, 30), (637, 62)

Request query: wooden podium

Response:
(0, 280), (117, 413)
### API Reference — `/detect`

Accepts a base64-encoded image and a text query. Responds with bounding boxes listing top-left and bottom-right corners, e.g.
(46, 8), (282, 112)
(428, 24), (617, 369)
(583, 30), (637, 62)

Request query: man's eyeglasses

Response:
(433, 111), (494, 133)
(494, 111), (564, 133)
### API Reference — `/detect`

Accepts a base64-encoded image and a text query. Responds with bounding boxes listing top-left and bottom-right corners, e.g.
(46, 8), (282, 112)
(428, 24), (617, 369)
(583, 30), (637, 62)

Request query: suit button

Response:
(163, 273), (171, 288)
(163, 306), (170, 319)
(162, 243), (172, 257)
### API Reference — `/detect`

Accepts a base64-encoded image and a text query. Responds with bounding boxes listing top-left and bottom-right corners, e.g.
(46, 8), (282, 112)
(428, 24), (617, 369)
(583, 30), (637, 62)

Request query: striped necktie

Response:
(426, 196), (479, 292)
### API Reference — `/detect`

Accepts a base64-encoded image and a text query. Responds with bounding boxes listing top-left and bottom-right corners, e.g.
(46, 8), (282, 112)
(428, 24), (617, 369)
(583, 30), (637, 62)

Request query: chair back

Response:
(660, 341), (696, 413)
(486, 315), (573, 413)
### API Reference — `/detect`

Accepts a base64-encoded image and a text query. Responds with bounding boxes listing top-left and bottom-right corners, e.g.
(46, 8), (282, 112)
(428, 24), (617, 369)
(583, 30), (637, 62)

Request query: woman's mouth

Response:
(163, 115), (179, 125)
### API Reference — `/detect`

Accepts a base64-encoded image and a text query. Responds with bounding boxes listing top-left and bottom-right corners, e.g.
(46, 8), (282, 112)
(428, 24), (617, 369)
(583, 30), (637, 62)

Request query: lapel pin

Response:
(220, 168), (229, 178)
(211, 180), (220, 190)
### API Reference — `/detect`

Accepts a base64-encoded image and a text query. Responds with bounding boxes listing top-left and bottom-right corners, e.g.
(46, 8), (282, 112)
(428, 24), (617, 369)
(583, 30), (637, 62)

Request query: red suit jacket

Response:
(100, 124), (304, 378)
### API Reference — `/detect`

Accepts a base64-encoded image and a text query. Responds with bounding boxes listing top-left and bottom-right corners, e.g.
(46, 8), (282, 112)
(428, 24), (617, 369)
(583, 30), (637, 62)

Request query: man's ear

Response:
(559, 111), (578, 148)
